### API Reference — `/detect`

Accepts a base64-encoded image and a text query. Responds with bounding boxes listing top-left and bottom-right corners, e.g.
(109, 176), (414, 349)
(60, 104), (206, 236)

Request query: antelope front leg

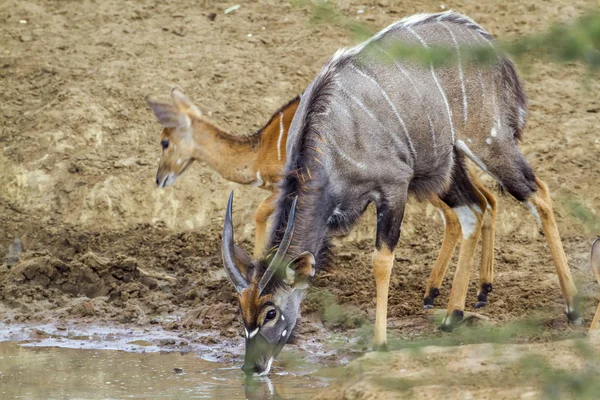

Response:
(424, 195), (461, 308)
(373, 247), (395, 350)
(254, 192), (278, 258)
(472, 173), (497, 308)
(527, 177), (580, 323)
(373, 187), (408, 351)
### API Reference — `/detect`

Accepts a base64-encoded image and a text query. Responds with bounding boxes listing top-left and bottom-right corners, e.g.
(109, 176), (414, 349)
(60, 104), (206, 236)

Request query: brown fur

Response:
(239, 284), (273, 330)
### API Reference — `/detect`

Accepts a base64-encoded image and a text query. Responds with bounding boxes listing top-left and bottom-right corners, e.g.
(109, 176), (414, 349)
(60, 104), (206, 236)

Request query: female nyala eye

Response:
(161, 139), (169, 150)
(265, 309), (277, 321)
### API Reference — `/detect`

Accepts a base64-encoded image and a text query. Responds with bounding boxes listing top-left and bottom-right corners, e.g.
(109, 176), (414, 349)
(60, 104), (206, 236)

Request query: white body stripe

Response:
(350, 64), (416, 159)
(439, 21), (468, 125)
(454, 205), (478, 239)
(438, 209), (446, 226)
(277, 112), (284, 161)
(407, 27), (456, 144)
(324, 105), (368, 170)
(464, 27), (499, 117)
(455, 140), (503, 185)
(337, 83), (408, 155)
(375, 45), (437, 155)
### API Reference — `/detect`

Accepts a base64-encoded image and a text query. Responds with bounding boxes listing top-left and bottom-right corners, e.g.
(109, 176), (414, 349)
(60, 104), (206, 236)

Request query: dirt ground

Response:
(1, 0), (599, 371)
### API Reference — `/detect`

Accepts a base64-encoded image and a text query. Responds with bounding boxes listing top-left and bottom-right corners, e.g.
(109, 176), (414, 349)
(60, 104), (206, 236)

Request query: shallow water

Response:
(0, 339), (330, 399)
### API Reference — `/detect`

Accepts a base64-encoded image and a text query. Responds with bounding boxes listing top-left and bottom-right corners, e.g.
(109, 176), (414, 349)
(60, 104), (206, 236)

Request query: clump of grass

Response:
(306, 288), (366, 329)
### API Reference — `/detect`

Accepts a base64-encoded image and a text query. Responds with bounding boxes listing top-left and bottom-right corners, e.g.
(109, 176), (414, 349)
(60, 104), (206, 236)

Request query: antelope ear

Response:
(234, 244), (254, 278)
(592, 238), (600, 284)
(284, 252), (316, 290)
(170, 88), (202, 118)
(146, 98), (191, 129)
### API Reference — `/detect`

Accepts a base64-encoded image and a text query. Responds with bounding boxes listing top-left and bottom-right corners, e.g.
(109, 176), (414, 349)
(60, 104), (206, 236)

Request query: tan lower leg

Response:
(253, 192), (278, 257)
(373, 247), (395, 348)
(529, 178), (578, 317)
(472, 174), (496, 299)
(445, 205), (485, 316)
(424, 195), (461, 302)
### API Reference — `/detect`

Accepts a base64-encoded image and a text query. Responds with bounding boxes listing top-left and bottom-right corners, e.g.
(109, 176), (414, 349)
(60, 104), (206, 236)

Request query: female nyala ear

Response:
(284, 251), (316, 290)
(170, 88), (203, 119)
(146, 97), (191, 129)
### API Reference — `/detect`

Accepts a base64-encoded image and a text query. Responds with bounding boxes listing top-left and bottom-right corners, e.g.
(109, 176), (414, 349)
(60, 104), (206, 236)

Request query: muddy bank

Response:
(315, 334), (600, 399)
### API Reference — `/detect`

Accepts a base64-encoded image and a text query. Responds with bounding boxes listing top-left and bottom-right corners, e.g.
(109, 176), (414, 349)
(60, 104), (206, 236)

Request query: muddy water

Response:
(0, 342), (329, 399)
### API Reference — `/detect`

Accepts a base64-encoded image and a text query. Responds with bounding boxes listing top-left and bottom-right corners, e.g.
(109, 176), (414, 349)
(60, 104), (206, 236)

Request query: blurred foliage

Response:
(564, 197), (600, 235)
(519, 340), (600, 400)
(292, 0), (600, 71)
(306, 288), (366, 329)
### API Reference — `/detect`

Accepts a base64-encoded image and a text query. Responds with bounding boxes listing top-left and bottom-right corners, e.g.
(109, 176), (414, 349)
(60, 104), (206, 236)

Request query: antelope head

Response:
(222, 192), (315, 376)
(146, 88), (202, 188)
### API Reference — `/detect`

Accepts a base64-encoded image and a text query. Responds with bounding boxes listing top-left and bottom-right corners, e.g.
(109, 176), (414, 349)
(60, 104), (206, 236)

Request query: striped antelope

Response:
(591, 239), (600, 333)
(147, 89), (497, 308)
(222, 11), (582, 375)
(146, 89), (299, 257)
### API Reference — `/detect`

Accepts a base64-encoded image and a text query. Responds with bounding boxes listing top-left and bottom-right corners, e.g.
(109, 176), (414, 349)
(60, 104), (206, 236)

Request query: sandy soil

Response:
(1, 0), (599, 378)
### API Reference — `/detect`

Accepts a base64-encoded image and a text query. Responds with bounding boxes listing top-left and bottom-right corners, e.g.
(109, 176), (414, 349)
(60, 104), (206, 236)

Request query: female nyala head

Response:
(221, 192), (315, 376)
(146, 88), (202, 188)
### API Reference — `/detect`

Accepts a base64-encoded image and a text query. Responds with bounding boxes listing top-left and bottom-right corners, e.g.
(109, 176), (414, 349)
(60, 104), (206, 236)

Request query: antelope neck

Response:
(191, 119), (261, 185)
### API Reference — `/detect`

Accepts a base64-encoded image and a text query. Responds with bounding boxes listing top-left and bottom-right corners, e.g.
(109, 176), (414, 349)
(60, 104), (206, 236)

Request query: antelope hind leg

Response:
(471, 172), (497, 308)
(423, 195), (461, 308)
(440, 161), (487, 331)
(528, 177), (580, 324)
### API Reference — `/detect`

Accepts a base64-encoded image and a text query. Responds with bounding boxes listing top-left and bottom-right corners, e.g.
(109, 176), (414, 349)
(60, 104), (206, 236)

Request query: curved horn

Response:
(258, 196), (298, 295)
(222, 191), (249, 294)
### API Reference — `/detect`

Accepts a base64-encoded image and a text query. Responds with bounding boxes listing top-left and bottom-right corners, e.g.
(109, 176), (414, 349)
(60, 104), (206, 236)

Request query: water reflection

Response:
(0, 343), (328, 399)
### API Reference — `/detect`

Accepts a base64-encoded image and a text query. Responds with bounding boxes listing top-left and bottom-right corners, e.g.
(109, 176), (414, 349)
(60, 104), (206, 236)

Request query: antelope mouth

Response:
(156, 160), (192, 188)
(254, 357), (274, 377)
(157, 173), (176, 188)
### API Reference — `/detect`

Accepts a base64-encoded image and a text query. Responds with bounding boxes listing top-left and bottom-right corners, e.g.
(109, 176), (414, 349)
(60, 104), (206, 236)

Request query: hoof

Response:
(423, 288), (440, 309)
(373, 343), (388, 352)
(474, 283), (492, 309)
(566, 300), (581, 325)
(440, 310), (464, 332)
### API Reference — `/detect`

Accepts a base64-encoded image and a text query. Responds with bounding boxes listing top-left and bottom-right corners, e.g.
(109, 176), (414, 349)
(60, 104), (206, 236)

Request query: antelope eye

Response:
(265, 309), (277, 321)
(160, 139), (169, 149)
